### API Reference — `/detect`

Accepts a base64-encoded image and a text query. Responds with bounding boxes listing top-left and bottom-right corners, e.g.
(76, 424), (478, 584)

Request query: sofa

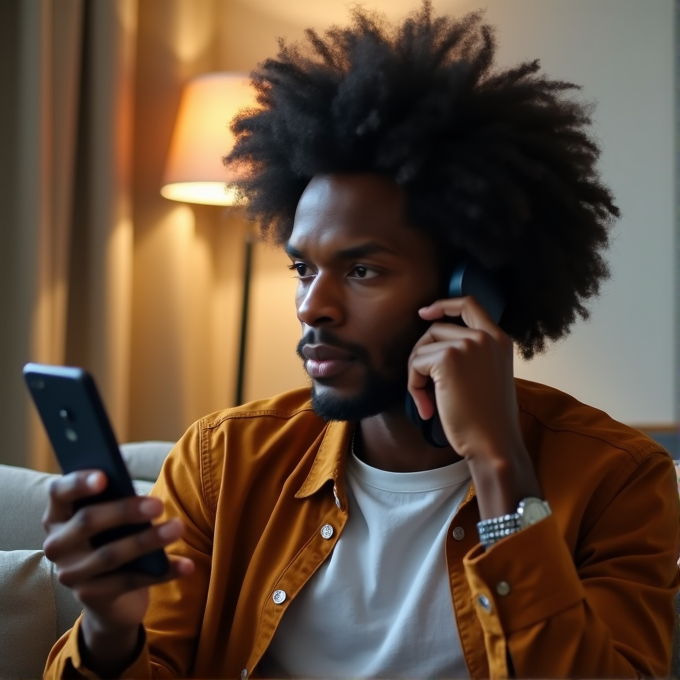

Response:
(1, 444), (679, 679)
(0, 441), (173, 680)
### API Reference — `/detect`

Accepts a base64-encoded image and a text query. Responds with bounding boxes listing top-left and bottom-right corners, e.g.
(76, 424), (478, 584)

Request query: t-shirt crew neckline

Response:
(348, 450), (471, 493)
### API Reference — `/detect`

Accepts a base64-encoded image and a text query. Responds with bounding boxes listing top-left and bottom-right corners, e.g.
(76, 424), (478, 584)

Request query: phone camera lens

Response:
(59, 409), (72, 422)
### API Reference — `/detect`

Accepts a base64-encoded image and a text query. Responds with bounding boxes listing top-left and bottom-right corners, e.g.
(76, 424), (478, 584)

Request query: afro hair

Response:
(224, 1), (619, 358)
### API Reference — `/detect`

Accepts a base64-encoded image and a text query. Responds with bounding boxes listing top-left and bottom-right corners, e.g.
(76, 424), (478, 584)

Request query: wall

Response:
(487, 0), (676, 426)
(225, 0), (676, 426)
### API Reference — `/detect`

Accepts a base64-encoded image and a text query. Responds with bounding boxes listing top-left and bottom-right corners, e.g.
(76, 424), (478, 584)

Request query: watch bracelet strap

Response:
(477, 513), (521, 548)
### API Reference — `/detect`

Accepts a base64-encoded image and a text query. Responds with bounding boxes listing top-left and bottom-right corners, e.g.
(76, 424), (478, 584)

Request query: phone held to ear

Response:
(404, 258), (506, 448)
(23, 363), (169, 576)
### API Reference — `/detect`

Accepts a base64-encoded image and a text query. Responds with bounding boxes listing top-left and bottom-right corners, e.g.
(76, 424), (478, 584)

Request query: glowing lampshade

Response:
(161, 72), (256, 206)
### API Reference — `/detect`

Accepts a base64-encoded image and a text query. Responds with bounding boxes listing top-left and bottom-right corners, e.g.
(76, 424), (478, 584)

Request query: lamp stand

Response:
(235, 224), (254, 405)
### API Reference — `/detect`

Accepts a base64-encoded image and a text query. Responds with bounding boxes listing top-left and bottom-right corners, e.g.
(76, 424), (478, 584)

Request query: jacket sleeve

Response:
(44, 421), (214, 679)
(463, 450), (680, 678)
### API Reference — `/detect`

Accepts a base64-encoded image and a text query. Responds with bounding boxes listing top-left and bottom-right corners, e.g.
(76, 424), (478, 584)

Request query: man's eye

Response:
(350, 266), (378, 279)
(288, 262), (313, 279)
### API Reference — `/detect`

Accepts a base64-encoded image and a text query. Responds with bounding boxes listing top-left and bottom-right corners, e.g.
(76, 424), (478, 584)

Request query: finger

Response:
(73, 556), (194, 607)
(420, 295), (496, 331)
(44, 496), (164, 562)
(56, 518), (184, 586)
(411, 324), (489, 355)
(414, 316), (509, 362)
(43, 471), (108, 526)
(407, 348), (444, 421)
(410, 340), (478, 365)
(408, 340), (480, 419)
(410, 333), (511, 386)
(408, 384), (436, 421)
(408, 344), (471, 421)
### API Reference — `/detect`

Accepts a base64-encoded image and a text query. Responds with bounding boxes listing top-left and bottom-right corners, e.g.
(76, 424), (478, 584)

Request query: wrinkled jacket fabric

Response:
(45, 379), (680, 679)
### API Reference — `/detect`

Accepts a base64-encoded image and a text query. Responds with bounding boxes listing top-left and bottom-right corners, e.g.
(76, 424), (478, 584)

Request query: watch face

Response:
(518, 498), (551, 527)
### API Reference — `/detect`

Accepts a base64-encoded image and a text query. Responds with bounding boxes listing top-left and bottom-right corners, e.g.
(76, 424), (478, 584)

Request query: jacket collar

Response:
(294, 378), (536, 504)
(294, 419), (353, 505)
(294, 418), (481, 510)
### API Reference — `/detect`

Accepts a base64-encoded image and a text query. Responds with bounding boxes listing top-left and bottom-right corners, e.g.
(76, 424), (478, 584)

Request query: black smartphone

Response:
(404, 258), (506, 448)
(23, 363), (169, 576)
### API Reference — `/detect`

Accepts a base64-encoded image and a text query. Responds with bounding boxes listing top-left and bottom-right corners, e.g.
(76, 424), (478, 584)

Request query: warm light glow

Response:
(161, 182), (241, 206)
(161, 73), (256, 206)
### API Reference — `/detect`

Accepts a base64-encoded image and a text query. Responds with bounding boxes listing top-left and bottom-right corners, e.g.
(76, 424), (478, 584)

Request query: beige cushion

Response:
(0, 464), (57, 551)
(0, 444), (172, 680)
(120, 441), (174, 482)
(0, 465), (158, 552)
(0, 550), (83, 679)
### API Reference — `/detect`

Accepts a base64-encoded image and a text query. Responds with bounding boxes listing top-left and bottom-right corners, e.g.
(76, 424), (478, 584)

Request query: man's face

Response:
(288, 174), (441, 421)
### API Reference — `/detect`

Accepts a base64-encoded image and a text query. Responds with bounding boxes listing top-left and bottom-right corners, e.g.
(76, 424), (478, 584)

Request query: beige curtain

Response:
(0, 0), (252, 471)
(0, 0), (138, 470)
(0, 0), (302, 471)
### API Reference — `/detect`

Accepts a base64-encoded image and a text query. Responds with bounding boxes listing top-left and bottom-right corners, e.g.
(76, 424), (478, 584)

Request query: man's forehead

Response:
(295, 174), (406, 219)
(290, 173), (412, 244)
(285, 239), (396, 260)
(287, 175), (440, 266)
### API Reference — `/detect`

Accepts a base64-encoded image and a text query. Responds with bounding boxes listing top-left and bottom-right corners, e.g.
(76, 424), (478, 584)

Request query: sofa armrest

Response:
(0, 550), (83, 679)
(0, 442), (174, 679)
(0, 464), (59, 551)
(0, 442), (172, 552)
(120, 441), (174, 482)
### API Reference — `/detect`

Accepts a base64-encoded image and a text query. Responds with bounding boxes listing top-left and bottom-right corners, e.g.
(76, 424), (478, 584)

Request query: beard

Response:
(296, 325), (426, 422)
(310, 365), (405, 421)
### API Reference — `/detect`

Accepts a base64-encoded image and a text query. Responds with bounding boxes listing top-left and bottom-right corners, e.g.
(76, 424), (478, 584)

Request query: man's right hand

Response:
(42, 470), (194, 674)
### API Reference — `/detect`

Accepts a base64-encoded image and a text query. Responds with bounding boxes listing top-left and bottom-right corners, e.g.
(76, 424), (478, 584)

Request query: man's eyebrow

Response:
(284, 241), (394, 260)
(335, 242), (393, 259)
(285, 243), (304, 258)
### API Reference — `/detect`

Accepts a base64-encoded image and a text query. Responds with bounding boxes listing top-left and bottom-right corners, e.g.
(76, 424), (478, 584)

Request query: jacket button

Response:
(496, 581), (511, 596)
(272, 589), (287, 604)
(452, 526), (465, 540)
(320, 524), (334, 539)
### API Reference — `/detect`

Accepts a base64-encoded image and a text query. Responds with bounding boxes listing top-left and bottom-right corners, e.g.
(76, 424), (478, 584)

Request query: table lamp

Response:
(161, 72), (257, 404)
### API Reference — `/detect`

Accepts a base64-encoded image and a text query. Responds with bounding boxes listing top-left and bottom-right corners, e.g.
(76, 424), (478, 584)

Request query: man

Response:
(44, 4), (679, 678)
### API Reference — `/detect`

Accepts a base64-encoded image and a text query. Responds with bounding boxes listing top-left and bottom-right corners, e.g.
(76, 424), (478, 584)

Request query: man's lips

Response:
(302, 344), (356, 379)
(302, 344), (354, 361)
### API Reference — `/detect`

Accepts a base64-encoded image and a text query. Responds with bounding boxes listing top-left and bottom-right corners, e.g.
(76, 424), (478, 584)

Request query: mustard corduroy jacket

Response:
(45, 379), (680, 678)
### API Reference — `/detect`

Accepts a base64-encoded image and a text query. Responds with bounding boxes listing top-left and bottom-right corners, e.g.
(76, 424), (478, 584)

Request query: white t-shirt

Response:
(259, 451), (472, 679)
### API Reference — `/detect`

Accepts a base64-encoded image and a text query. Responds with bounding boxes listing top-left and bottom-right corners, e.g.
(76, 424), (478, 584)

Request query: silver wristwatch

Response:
(477, 497), (551, 549)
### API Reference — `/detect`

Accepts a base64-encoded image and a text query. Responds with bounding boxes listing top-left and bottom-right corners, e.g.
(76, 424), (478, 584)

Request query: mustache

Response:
(296, 329), (371, 364)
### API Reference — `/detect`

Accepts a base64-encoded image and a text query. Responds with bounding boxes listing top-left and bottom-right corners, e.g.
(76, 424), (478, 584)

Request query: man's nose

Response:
(297, 274), (344, 327)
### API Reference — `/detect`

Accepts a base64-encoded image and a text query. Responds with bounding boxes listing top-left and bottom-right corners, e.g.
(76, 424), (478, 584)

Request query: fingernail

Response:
(139, 498), (160, 517)
(86, 473), (100, 489)
(178, 558), (194, 575)
(158, 520), (181, 540)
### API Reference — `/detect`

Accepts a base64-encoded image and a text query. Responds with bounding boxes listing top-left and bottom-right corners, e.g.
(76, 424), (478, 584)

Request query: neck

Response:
(354, 406), (464, 473)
